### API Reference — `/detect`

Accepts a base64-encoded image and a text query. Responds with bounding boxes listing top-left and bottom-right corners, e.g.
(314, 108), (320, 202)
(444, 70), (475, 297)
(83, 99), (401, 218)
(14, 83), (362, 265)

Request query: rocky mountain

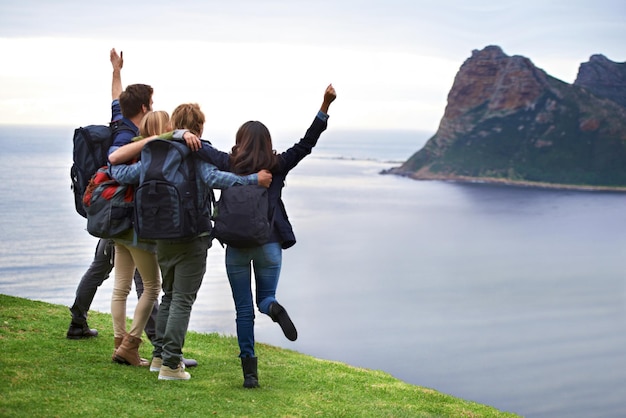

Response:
(385, 46), (626, 190)
(574, 54), (626, 108)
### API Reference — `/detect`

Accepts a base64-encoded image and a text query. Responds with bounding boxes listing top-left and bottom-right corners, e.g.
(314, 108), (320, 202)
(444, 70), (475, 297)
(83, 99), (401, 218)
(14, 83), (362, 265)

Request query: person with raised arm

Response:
(181, 84), (337, 387)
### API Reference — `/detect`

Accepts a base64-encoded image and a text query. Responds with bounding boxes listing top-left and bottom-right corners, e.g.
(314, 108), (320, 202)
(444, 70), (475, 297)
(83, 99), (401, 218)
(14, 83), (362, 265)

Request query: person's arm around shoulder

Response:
(174, 129), (202, 152)
(197, 161), (272, 189)
(178, 130), (231, 170)
(108, 136), (156, 165)
(257, 169), (272, 187)
(109, 160), (142, 185)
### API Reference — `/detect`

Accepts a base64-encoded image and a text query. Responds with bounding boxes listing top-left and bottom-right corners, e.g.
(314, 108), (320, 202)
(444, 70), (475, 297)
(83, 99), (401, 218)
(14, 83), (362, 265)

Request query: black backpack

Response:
(134, 139), (211, 240)
(70, 121), (133, 218)
(212, 184), (273, 248)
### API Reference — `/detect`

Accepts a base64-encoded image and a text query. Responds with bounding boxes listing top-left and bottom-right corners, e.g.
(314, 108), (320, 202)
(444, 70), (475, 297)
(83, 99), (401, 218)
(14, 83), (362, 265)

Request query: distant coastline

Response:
(383, 169), (626, 193)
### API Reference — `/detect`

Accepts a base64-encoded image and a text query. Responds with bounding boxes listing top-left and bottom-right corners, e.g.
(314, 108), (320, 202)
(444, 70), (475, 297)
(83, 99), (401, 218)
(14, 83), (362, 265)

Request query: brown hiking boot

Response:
(111, 335), (124, 362)
(113, 334), (149, 367)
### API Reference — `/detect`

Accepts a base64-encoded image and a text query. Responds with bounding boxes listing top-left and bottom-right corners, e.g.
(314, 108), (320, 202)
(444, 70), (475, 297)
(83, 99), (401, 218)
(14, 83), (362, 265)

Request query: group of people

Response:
(66, 48), (337, 387)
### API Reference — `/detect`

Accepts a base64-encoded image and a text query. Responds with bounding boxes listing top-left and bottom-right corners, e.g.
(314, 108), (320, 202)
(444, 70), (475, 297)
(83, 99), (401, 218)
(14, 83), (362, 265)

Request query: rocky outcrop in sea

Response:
(384, 46), (626, 190)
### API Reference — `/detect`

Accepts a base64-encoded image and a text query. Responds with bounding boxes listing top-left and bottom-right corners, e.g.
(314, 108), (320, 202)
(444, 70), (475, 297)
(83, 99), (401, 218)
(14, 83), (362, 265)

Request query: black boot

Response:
(269, 302), (298, 341)
(241, 357), (259, 388)
(66, 320), (98, 339)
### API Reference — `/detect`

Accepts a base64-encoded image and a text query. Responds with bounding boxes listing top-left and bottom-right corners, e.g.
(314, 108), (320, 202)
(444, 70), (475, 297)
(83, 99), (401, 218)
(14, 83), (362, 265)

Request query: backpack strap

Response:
(111, 119), (139, 138)
(268, 203), (277, 228)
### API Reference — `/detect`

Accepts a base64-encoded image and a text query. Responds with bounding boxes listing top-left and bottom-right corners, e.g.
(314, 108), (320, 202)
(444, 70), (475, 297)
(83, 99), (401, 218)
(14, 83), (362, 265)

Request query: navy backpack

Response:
(134, 139), (211, 240)
(70, 121), (133, 218)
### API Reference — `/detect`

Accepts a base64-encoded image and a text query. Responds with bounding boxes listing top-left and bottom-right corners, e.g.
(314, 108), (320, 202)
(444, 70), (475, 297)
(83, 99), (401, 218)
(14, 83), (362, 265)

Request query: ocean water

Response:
(0, 125), (625, 417)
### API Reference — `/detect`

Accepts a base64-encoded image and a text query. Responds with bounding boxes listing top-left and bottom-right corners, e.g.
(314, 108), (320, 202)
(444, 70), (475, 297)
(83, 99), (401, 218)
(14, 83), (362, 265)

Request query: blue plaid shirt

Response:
(109, 151), (258, 190)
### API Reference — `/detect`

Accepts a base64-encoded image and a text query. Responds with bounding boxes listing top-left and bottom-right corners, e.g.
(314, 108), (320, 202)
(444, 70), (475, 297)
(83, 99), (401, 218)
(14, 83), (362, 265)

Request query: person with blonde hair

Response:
(139, 110), (172, 137)
(115, 108), (201, 368)
(104, 49), (162, 368)
(108, 101), (272, 380)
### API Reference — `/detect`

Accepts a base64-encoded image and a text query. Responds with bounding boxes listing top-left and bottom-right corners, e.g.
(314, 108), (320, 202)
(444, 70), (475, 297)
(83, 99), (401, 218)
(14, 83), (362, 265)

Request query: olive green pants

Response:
(152, 235), (211, 368)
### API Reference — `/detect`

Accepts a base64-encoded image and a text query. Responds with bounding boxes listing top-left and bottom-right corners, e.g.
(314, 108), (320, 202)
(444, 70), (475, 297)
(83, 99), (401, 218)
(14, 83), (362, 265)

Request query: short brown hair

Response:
(119, 84), (153, 118)
(171, 103), (205, 137)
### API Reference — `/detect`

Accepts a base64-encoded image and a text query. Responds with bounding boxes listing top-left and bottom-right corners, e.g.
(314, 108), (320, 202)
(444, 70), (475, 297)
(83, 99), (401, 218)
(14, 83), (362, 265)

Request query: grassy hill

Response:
(0, 294), (519, 417)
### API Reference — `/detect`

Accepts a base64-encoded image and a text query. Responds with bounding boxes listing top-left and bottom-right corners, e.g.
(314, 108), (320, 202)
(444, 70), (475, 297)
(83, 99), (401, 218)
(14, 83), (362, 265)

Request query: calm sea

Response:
(1, 125), (625, 418)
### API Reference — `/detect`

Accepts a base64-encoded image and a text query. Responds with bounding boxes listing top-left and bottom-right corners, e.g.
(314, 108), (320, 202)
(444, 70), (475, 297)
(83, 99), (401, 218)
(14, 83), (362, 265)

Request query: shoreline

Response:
(382, 169), (626, 193)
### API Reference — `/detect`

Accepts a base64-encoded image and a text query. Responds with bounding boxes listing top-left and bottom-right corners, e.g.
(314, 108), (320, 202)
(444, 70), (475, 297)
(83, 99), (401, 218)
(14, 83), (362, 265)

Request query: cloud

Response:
(0, 0), (624, 130)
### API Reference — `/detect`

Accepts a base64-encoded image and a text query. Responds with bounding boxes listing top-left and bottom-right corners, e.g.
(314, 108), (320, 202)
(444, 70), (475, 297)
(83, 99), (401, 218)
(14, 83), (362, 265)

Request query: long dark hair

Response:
(229, 121), (279, 175)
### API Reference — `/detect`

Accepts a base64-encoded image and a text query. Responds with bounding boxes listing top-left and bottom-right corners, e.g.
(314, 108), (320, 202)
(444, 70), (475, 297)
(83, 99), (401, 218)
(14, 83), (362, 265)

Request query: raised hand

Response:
(324, 84), (336, 104)
(110, 48), (124, 100)
(110, 48), (123, 71)
(321, 84), (336, 114)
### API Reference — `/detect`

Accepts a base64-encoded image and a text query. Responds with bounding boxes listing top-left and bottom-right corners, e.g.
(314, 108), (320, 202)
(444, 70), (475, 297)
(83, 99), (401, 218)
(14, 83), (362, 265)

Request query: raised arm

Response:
(320, 83), (336, 114)
(277, 84), (337, 173)
(111, 48), (123, 101)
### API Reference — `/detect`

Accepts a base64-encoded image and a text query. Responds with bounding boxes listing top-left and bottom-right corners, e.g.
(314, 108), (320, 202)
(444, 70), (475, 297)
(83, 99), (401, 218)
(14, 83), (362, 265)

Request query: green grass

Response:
(0, 294), (519, 417)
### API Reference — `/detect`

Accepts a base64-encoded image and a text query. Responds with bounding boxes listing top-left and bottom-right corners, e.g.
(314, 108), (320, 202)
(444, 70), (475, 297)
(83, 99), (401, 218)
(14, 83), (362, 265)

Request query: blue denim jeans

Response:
(225, 242), (282, 358)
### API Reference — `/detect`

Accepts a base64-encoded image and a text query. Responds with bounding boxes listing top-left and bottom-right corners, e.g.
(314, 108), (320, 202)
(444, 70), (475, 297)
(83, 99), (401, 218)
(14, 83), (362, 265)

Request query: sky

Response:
(0, 0), (624, 133)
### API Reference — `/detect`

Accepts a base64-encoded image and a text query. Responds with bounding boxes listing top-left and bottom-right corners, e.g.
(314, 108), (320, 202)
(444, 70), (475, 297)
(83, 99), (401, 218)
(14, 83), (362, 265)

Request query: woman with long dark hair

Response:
(186, 84), (337, 388)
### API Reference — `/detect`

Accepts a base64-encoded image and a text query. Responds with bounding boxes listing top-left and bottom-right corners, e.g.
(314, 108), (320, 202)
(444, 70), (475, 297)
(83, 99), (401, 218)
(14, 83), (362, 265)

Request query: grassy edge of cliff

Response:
(0, 294), (519, 417)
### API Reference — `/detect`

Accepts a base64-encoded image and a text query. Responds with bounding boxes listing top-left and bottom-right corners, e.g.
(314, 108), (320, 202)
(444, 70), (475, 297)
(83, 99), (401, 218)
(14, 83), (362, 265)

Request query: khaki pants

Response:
(111, 242), (161, 339)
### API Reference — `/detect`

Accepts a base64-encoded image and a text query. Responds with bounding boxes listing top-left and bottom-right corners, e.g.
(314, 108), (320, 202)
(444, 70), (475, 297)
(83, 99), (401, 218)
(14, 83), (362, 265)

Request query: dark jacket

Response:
(196, 114), (328, 249)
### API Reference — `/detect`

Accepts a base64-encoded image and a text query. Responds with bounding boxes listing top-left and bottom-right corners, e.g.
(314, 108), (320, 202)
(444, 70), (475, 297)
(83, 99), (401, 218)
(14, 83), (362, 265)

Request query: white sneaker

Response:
(151, 357), (185, 372)
(150, 357), (162, 372)
(158, 364), (191, 381)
